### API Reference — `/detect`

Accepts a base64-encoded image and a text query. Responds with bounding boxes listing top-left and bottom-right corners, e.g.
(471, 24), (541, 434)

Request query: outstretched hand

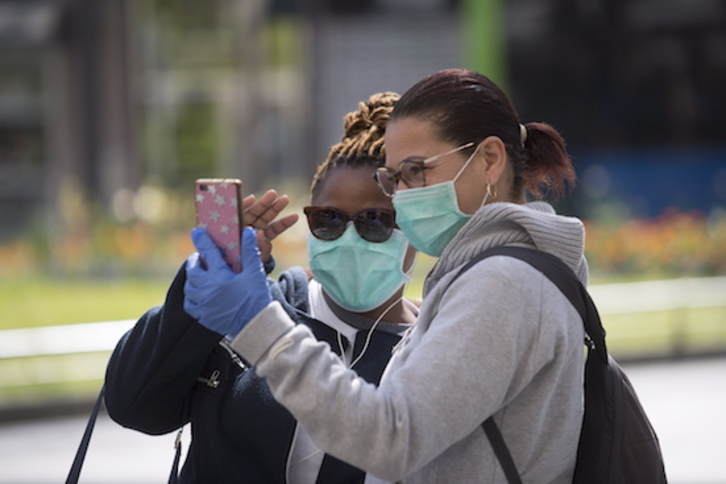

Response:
(243, 190), (299, 264)
(184, 227), (272, 337)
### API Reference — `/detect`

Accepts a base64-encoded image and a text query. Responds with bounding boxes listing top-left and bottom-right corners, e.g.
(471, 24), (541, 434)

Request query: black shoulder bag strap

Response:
(448, 246), (605, 484)
(65, 384), (183, 484)
(65, 386), (106, 484)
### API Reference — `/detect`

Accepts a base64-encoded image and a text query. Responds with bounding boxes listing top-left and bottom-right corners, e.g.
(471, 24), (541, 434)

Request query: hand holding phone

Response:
(184, 227), (272, 336)
(242, 189), (300, 264)
(195, 178), (243, 273)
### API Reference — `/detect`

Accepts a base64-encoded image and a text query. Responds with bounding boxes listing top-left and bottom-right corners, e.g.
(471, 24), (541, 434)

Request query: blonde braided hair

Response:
(311, 91), (399, 199)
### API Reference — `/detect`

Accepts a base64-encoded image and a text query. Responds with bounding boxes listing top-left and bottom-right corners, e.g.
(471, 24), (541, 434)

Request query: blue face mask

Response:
(392, 146), (479, 257)
(308, 225), (411, 312)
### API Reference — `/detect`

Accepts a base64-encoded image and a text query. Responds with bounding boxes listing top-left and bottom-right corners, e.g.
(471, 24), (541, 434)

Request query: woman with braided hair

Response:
(104, 92), (418, 483)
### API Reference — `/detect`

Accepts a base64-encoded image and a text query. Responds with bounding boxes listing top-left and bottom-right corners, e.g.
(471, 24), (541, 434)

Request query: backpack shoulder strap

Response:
(450, 246), (607, 361)
(482, 417), (523, 484)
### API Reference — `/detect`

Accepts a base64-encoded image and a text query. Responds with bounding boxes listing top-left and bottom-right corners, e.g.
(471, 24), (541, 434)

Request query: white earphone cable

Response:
(348, 297), (403, 369)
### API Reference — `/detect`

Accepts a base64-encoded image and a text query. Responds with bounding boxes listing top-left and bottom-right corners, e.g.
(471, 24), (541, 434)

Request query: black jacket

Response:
(104, 264), (403, 483)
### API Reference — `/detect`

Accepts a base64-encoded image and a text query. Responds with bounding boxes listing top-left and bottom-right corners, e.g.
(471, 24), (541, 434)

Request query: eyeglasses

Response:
(304, 206), (396, 243)
(374, 141), (476, 197)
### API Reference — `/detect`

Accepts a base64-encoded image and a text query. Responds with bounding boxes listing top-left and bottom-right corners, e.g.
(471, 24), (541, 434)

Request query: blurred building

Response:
(0, 0), (136, 237)
(505, 0), (726, 217)
(0, 0), (724, 240)
(0, 0), (462, 239)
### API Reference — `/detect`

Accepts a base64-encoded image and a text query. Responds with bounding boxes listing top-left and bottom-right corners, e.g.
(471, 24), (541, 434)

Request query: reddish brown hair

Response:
(391, 69), (575, 199)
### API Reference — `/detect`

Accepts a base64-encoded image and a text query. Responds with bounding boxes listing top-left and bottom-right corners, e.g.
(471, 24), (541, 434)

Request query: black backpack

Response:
(449, 246), (667, 484)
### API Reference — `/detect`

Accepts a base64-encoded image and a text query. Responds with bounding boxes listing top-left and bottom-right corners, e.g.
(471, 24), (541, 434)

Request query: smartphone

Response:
(194, 178), (243, 273)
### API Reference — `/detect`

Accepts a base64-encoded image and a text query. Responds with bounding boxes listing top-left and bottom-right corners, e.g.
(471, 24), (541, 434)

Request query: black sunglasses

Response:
(304, 206), (396, 243)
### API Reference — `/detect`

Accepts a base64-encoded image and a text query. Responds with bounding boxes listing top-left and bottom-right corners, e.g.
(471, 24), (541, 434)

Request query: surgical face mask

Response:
(392, 146), (479, 257)
(308, 225), (411, 312)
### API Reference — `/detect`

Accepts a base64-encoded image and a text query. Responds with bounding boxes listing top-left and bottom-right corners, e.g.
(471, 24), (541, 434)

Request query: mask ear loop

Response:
(452, 143), (481, 185)
(403, 247), (417, 277)
(452, 142), (490, 210)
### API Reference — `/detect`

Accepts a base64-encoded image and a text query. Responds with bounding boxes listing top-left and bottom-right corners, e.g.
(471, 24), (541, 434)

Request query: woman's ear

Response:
(479, 136), (507, 185)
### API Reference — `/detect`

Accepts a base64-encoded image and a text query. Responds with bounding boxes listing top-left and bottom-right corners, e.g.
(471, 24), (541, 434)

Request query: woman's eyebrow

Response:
(399, 155), (427, 163)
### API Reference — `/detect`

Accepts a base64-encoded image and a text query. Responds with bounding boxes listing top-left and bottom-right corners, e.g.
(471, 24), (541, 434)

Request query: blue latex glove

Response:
(184, 227), (272, 337)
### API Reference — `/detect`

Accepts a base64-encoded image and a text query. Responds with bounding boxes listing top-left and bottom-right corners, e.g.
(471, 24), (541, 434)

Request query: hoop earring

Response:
(486, 184), (497, 200)
(481, 183), (497, 208)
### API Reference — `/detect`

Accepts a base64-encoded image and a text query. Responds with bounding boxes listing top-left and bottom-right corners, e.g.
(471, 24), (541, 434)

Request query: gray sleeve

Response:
(230, 258), (553, 481)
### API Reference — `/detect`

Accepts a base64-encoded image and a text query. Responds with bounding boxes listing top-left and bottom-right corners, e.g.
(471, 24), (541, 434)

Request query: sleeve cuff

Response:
(230, 300), (295, 365)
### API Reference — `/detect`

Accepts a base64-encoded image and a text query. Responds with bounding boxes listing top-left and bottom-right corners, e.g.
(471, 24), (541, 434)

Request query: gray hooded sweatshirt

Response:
(231, 201), (587, 483)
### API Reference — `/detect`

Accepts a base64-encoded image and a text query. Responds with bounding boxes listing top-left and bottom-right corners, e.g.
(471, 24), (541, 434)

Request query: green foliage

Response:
(604, 306), (726, 358)
(0, 278), (169, 330)
(174, 100), (219, 187)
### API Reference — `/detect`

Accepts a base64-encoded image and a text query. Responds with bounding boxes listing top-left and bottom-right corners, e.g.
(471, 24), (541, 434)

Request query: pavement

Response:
(0, 356), (724, 484)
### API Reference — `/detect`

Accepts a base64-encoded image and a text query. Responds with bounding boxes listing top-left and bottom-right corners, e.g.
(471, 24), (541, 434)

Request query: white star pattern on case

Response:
(195, 181), (242, 272)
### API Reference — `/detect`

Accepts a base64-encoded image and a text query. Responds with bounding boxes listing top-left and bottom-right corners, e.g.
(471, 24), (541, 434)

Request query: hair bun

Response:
(311, 92), (400, 198)
(342, 91), (399, 140)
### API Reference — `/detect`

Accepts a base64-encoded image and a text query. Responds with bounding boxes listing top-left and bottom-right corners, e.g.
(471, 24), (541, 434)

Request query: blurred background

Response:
(0, 0), (724, 481)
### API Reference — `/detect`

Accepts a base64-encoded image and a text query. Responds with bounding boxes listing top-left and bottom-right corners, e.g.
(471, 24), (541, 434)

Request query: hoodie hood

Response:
(424, 201), (588, 295)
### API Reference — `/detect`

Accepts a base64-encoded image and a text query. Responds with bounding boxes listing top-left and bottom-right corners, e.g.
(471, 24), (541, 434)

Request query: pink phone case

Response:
(195, 178), (243, 273)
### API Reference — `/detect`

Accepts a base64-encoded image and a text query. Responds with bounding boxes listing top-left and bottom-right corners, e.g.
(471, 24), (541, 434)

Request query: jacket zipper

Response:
(196, 340), (247, 388)
(197, 369), (221, 388)
(220, 339), (247, 370)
